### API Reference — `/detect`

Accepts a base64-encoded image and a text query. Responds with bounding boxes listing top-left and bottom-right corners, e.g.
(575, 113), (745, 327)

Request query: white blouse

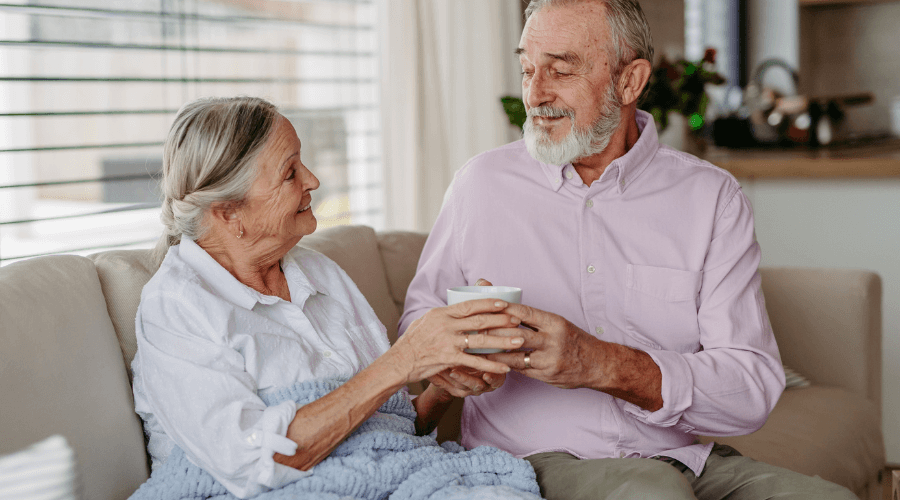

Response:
(131, 236), (391, 499)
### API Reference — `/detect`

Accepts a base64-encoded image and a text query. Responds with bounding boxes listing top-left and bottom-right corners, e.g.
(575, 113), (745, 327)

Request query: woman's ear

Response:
(618, 58), (652, 106)
(209, 201), (242, 236)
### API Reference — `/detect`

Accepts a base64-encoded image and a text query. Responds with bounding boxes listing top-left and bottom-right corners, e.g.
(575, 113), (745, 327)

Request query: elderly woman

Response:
(130, 97), (540, 500)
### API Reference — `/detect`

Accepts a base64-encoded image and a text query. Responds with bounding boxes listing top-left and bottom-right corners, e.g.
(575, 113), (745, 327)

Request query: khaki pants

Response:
(525, 444), (856, 500)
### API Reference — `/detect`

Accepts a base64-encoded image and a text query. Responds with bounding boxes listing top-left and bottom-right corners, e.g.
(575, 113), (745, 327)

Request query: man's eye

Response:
(286, 169), (295, 180)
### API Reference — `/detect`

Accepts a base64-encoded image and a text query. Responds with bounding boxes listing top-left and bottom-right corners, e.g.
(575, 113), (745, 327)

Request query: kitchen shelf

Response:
(702, 138), (900, 179)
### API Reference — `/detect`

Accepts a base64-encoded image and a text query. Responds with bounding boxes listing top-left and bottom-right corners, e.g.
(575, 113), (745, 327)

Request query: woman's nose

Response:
(303, 165), (320, 191)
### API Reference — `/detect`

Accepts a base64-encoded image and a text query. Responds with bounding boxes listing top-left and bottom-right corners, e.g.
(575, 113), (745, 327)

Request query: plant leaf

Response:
(500, 96), (527, 131)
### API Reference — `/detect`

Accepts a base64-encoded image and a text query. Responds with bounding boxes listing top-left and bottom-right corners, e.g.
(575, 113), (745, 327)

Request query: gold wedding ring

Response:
(523, 354), (531, 369)
(464, 335), (469, 349)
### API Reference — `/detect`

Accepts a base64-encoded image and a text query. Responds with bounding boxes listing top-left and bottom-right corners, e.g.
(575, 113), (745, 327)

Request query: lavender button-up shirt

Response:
(399, 111), (785, 475)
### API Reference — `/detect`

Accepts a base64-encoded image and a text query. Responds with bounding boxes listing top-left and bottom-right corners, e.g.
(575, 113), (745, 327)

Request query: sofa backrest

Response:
(758, 267), (882, 411)
(87, 225), (426, 384)
(0, 255), (150, 500)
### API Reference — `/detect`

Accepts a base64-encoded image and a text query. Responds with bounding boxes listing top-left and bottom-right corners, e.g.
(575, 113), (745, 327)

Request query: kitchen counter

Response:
(702, 138), (900, 179)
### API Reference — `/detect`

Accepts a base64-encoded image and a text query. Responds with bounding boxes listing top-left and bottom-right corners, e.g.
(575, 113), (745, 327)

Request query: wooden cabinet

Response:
(702, 139), (900, 179)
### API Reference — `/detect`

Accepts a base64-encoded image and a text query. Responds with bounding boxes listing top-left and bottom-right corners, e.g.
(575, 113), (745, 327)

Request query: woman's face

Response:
(239, 115), (320, 247)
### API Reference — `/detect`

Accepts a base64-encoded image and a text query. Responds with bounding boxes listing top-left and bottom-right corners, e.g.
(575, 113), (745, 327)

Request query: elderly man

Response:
(399, 1), (856, 499)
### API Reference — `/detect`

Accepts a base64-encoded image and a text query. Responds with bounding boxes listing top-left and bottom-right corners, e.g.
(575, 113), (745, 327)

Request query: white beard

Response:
(523, 84), (622, 166)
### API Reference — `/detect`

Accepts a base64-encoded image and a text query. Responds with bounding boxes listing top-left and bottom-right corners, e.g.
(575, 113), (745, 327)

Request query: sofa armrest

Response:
(759, 267), (881, 411)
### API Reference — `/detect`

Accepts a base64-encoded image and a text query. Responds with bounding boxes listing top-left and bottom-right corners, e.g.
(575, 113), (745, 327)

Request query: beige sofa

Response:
(0, 224), (885, 499)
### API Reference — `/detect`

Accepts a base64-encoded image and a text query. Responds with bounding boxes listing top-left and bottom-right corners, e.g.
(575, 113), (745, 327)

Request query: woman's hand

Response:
(390, 298), (524, 385)
(428, 367), (506, 398)
(412, 367), (506, 435)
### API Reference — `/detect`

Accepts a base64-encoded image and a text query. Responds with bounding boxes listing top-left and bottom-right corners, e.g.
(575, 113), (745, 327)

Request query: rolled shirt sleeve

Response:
(133, 293), (310, 498)
(622, 189), (785, 435)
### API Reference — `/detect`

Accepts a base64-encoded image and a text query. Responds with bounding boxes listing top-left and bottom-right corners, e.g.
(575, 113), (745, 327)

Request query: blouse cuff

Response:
(243, 400), (312, 489)
(623, 349), (695, 431)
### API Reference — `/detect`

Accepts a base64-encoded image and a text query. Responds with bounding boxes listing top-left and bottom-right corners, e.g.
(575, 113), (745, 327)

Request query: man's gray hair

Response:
(524, 0), (654, 84)
(152, 96), (279, 264)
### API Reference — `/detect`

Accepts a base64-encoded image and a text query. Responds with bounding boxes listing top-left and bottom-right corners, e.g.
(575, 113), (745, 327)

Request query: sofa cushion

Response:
(89, 249), (156, 381)
(299, 225), (401, 342)
(699, 385), (883, 494)
(0, 255), (150, 500)
(759, 267), (881, 406)
(376, 230), (428, 315)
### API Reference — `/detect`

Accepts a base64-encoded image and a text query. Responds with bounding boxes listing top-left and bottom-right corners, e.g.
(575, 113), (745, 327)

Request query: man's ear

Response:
(618, 58), (652, 106)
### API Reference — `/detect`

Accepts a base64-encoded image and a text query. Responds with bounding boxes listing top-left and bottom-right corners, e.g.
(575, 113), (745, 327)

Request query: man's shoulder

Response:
(459, 140), (534, 176)
(648, 145), (743, 204)
(652, 144), (740, 188)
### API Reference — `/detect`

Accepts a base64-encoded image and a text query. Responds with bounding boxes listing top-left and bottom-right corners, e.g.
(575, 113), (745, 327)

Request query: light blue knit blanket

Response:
(129, 378), (542, 500)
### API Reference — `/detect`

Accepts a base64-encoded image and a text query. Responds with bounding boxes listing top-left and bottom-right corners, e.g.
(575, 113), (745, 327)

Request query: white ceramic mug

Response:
(446, 286), (522, 354)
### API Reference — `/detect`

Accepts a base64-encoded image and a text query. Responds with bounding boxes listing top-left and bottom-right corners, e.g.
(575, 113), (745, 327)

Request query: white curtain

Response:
(379, 0), (524, 232)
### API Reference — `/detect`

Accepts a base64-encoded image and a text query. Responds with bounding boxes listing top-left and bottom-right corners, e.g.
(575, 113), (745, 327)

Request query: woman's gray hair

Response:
(524, 0), (654, 85)
(152, 96), (279, 264)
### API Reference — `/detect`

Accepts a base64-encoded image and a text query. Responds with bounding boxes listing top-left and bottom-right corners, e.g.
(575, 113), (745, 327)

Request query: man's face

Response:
(519, 2), (622, 165)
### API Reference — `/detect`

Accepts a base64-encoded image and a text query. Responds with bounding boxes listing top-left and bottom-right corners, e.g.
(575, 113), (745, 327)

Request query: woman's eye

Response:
(286, 169), (295, 181)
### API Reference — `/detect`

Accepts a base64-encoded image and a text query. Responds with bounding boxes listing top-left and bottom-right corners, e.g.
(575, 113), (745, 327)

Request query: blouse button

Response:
(585, 200), (594, 208)
(324, 350), (332, 358)
(595, 327), (604, 335)
(587, 265), (596, 274)
(565, 171), (573, 179)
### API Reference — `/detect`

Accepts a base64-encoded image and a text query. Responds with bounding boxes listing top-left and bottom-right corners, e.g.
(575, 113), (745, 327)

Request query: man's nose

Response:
(524, 72), (553, 110)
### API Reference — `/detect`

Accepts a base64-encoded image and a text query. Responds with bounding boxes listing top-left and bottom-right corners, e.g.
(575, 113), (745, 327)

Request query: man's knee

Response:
(527, 453), (695, 500)
(699, 451), (857, 500)
(605, 459), (694, 500)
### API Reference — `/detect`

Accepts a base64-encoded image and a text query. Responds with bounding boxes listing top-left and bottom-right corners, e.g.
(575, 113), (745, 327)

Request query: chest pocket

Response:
(624, 264), (702, 353)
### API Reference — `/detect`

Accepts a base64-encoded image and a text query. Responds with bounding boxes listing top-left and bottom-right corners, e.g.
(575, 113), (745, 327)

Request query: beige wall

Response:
(799, 2), (900, 140)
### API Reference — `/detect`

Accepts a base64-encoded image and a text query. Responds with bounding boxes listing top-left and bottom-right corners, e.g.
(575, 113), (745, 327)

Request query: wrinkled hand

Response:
(487, 303), (664, 410)
(391, 298), (524, 385)
(427, 367), (506, 398)
(486, 303), (607, 390)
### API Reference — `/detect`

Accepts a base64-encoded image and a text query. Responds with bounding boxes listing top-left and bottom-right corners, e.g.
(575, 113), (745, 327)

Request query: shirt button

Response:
(587, 265), (595, 274)
(619, 451), (626, 458)
(565, 171), (573, 179)
(324, 350), (332, 358)
(585, 200), (594, 208)
(554, 178), (560, 184)
(595, 326), (604, 335)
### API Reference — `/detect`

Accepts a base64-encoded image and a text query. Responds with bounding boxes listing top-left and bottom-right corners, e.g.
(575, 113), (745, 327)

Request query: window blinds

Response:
(0, 0), (382, 264)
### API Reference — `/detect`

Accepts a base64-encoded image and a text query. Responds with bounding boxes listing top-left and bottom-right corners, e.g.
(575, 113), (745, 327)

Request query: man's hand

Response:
(487, 302), (664, 412)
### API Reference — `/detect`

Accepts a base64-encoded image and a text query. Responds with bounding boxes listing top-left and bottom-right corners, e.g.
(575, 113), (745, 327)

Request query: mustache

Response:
(527, 106), (574, 120)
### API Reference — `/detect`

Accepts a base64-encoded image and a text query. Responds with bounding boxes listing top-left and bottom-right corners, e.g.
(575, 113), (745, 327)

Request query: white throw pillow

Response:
(783, 364), (811, 389)
(0, 435), (81, 500)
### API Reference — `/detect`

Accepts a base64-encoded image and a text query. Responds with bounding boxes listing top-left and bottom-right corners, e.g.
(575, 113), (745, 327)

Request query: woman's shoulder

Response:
(286, 245), (352, 293)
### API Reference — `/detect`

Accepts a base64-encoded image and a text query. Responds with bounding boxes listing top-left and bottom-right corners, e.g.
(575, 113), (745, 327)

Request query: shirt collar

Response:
(537, 109), (660, 194)
(177, 236), (327, 309)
